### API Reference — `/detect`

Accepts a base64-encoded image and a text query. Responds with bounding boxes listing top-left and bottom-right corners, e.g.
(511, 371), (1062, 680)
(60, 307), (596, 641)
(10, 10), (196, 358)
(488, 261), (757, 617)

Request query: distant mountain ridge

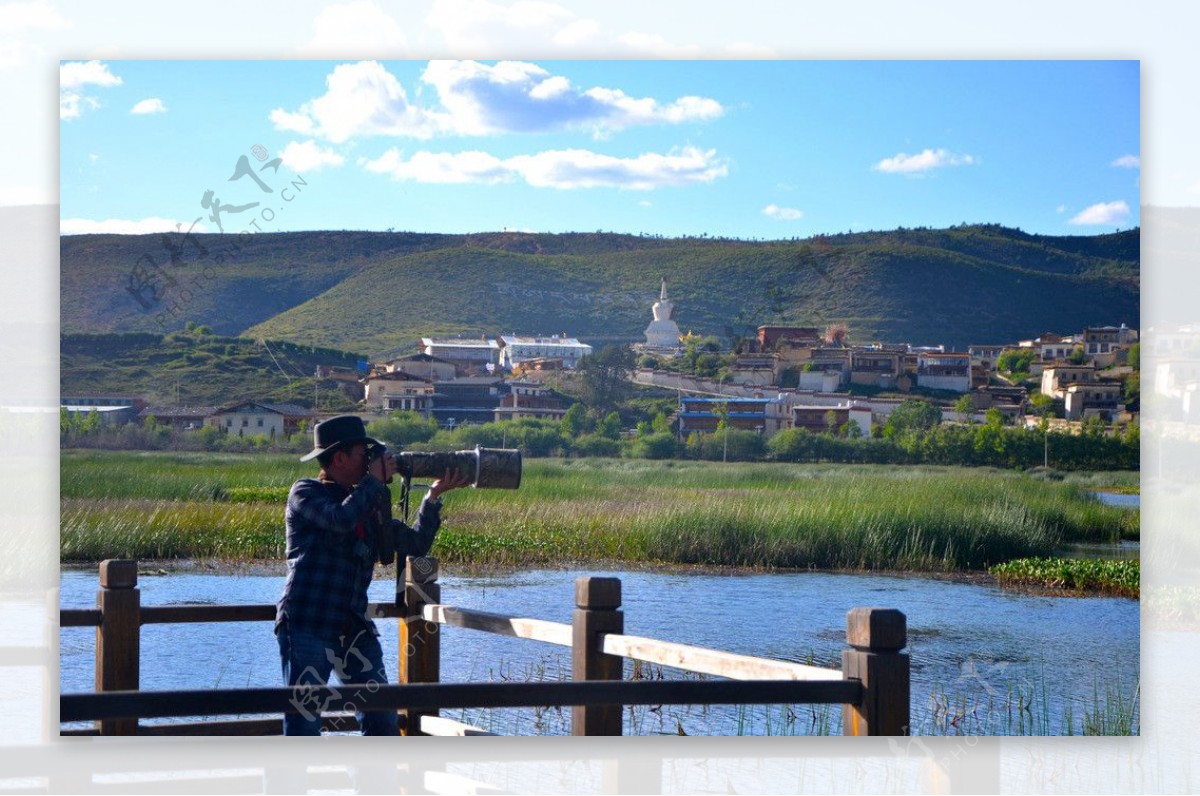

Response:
(60, 223), (1139, 355)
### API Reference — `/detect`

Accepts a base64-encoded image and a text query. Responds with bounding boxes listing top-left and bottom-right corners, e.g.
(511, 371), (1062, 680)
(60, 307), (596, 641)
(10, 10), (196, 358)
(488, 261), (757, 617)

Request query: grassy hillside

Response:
(60, 330), (366, 408)
(61, 225), (1139, 356)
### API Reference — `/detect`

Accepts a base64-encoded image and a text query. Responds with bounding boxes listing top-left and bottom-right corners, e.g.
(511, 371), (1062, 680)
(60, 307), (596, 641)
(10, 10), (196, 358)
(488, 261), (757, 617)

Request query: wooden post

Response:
(572, 576), (623, 736)
(842, 607), (909, 736)
(96, 559), (140, 735)
(399, 556), (440, 736)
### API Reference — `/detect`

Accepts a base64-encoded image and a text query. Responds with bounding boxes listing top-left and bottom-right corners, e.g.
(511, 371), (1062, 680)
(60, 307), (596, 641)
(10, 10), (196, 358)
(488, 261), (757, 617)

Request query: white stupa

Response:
(643, 278), (683, 351)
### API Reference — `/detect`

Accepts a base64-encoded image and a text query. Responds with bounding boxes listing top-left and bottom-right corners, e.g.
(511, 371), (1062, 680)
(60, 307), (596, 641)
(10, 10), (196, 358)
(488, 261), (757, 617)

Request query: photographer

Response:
(275, 414), (470, 736)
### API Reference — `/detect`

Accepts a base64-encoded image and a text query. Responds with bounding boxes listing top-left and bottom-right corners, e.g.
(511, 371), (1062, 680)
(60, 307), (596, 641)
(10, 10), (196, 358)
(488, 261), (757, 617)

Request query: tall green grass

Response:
(61, 452), (1138, 570)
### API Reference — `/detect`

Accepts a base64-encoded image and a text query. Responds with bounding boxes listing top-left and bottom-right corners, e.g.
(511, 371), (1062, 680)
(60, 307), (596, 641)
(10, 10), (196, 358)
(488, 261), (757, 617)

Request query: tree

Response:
(575, 344), (636, 414)
(560, 403), (588, 438)
(884, 399), (942, 437)
(954, 394), (975, 423)
(1030, 393), (1055, 418)
(1126, 342), (1140, 370)
(651, 411), (672, 435)
(997, 348), (1036, 377)
(598, 411), (622, 439)
(1067, 345), (1086, 365)
(824, 409), (840, 436)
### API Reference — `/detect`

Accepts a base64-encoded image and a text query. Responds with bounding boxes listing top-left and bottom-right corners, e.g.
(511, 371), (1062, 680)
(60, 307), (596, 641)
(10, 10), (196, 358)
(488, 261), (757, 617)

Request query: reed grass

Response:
(61, 451), (1138, 571)
(989, 557), (1139, 598)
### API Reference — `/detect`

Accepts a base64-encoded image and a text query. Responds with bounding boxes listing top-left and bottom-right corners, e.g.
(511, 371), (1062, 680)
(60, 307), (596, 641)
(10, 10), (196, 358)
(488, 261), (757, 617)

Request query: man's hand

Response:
(429, 467), (472, 500)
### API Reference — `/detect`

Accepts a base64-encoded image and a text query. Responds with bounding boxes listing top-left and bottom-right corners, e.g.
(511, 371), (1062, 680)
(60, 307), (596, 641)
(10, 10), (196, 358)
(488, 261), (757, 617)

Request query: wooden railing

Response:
(60, 557), (910, 736)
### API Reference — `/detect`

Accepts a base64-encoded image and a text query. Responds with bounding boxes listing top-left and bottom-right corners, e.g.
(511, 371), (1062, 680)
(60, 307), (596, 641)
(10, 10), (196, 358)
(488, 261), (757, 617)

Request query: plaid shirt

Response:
(275, 474), (442, 641)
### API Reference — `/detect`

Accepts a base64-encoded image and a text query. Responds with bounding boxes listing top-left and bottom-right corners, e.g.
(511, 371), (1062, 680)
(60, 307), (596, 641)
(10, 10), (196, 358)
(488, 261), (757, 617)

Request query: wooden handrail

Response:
(423, 604), (573, 647)
(136, 602), (403, 625)
(600, 633), (842, 682)
(64, 557), (910, 736)
(60, 609), (102, 627)
(62, 602), (402, 626)
(61, 679), (864, 723)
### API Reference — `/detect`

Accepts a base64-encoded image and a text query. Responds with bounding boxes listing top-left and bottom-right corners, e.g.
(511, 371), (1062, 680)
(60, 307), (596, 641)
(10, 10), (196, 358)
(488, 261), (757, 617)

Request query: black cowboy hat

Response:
(299, 415), (380, 462)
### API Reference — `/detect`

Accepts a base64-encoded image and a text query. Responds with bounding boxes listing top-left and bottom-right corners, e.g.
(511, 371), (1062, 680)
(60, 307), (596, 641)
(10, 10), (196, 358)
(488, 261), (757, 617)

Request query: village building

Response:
(136, 405), (218, 431)
(430, 376), (506, 427)
(361, 370), (436, 415)
(381, 352), (457, 382)
(493, 381), (567, 422)
(207, 402), (312, 439)
(1082, 324), (1138, 367)
(757, 326), (822, 352)
(797, 347), (851, 391)
(677, 396), (783, 436)
(498, 335), (592, 371)
(970, 386), (1030, 422)
(1040, 363), (1098, 397)
(849, 349), (901, 389)
(62, 395), (147, 426)
(1063, 382), (1123, 421)
(792, 402), (873, 436)
(420, 337), (501, 375)
(1019, 332), (1077, 362)
(916, 352), (972, 393)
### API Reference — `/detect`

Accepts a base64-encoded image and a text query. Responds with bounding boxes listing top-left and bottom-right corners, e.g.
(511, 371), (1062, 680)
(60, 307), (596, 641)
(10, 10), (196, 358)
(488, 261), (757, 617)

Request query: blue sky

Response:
(59, 59), (1139, 239)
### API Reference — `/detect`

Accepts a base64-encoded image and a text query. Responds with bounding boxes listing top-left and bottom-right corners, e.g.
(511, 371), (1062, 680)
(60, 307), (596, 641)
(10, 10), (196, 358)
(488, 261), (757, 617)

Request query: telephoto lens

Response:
(398, 446), (522, 489)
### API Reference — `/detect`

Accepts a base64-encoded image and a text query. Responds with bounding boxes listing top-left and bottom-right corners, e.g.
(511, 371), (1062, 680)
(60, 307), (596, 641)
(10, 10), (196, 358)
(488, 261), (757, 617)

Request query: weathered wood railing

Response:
(60, 557), (910, 736)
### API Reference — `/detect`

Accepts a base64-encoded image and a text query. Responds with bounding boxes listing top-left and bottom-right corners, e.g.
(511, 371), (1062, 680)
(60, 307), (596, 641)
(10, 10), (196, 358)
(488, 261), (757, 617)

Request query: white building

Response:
(420, 337), (501, 374)
(498, 334), (593, 371)
(643, 278), (683, 352)
(916, 352), (972, 393)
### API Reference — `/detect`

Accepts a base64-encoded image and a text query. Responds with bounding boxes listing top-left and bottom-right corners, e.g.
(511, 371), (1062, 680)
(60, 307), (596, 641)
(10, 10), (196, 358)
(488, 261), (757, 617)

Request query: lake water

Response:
(59, 567), (1139, 736)
(1093, 491), (1140, 509)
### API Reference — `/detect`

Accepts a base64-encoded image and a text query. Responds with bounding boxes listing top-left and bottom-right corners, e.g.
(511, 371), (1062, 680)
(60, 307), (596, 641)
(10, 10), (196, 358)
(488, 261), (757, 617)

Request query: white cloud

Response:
(269, 60), (444, 143)
(363, 145), (727, 190)
(763, 204), (803, 221)
(637, 200), (652, 207)
(1056, 204), (1067, 213)
(272, 59), (724, 143)
(279, 140), (346, 172)
(364, 149), (511, 184)
(1111, 154), (1140, 169)
(1068, 200), (1131, 226)
(60, 60), (121, 120)
(424, 59), (722, 136)
(873, 148), (976, 175)
(60, 59), (121, 89)
(60, 217), (209, 235)
(130, 97), (166, 115)
(302, 0), (410, 55)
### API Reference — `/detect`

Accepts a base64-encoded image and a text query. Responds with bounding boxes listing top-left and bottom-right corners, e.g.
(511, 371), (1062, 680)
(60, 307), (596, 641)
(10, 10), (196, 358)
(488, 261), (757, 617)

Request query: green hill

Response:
(60, 224), (1139, 355)
(60, 330), (366, 409)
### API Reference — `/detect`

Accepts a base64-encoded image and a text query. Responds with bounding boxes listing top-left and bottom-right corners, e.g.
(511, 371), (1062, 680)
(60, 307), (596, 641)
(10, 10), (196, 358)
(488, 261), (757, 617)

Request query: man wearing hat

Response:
(276, 414), (469, 735)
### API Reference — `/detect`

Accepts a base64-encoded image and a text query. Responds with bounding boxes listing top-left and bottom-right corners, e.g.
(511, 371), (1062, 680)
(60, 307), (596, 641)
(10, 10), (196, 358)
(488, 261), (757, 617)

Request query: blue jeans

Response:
(277, 622), (399, 736)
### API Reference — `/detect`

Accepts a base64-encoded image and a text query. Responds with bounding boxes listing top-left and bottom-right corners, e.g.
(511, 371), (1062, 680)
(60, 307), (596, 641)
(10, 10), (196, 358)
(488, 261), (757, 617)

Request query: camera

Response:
(368, 444), (523, 489)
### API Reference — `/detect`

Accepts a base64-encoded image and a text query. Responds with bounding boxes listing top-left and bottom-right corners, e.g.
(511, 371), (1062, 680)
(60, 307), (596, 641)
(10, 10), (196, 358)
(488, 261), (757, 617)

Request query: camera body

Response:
(368, 444), (523, 490)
